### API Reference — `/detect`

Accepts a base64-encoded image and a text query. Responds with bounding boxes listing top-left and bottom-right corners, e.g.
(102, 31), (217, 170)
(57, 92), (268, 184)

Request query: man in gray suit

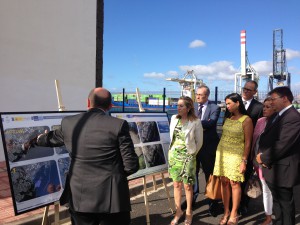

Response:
(257, 86), (300, 225)
(182, 86), (221, 216)
(26, 88), (139, 225)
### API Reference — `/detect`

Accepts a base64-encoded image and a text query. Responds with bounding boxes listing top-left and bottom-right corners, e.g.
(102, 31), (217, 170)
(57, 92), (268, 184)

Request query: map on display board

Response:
(0, 111), (83, 215)
(110, 112), (171, 180)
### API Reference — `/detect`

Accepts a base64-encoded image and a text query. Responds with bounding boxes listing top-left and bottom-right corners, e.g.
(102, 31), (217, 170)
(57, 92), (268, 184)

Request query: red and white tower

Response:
(240, 30), (246, 77)
(234, 30), (258, 94)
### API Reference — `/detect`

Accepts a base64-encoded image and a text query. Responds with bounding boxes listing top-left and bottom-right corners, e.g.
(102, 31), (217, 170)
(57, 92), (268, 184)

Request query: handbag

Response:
(244, 172), (262, 198)
(205, 174), (222, 200)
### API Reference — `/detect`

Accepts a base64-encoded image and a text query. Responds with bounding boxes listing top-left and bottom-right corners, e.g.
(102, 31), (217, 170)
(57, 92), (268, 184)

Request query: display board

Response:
(0, 111), (83, 215)
(110, 112), (171, 180)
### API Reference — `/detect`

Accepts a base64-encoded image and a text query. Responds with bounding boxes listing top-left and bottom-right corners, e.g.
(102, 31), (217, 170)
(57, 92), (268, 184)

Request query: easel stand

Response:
(42, 80), (70, 225)
(135, 88), (174, 224)
(142, 172), (174, 225)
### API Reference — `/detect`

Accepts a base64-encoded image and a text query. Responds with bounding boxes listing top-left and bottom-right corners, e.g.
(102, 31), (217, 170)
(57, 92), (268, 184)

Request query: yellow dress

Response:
(213, 115), (248, 182)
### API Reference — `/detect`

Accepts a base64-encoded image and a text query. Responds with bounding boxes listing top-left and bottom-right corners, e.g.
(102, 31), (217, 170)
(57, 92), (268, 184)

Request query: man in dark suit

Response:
(26, 88), (139, 225)
(182, 86), (221, 216)
(240, 80), (263, 215)
(242, 80), (263, 127)
(257, 86), (300, 225)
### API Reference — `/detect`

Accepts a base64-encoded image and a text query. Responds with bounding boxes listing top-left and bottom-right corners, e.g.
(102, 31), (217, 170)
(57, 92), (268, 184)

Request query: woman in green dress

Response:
(213, 93), (253, 225)
(169, 96), (203, 225)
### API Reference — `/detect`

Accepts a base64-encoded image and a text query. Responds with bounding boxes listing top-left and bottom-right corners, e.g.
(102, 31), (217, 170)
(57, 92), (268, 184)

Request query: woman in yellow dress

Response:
(213, 93), (253, 225)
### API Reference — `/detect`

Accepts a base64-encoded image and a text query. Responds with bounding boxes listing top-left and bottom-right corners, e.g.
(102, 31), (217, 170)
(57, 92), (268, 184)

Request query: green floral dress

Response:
(213, 115), (248, 182)
(168, 119), (196, 185)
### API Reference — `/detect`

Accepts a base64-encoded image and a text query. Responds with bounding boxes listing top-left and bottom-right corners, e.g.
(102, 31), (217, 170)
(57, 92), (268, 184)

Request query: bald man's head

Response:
(88, 88), (112, 110)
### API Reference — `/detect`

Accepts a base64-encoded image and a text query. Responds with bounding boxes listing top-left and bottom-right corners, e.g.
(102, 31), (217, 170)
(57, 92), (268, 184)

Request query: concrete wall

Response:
(0, 0), (97, 161)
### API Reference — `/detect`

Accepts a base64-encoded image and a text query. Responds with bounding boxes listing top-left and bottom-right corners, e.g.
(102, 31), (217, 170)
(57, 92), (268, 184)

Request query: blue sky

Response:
(103, 0), (300, 94)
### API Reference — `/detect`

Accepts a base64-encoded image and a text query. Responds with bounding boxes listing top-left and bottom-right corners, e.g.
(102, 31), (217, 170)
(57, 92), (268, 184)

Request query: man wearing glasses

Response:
(240, 80), (263, 216)
(257, 86), (300, 225)
(241, 80), (263, 127)
(181, 85), (221, 217)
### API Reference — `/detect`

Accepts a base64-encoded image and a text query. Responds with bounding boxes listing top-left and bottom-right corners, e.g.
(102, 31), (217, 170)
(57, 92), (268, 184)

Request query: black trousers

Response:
(194, 148), (217, 205)
(240, 159), (253, 208)
(266, 181), (295, 225)
(69, 209), (131, 225)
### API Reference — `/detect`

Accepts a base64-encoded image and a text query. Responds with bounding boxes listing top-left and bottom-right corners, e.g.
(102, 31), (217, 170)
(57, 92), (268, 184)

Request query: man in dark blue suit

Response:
(240, 80), (263, 215)
(257, 86), (300, 225)
(182, 85), (221, 217)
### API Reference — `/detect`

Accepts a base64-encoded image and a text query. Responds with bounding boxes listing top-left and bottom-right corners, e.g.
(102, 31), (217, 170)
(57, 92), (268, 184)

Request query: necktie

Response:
(198, 104), (203, 119)
(272, 114), (279, 124)
(243, 101), (247, 106)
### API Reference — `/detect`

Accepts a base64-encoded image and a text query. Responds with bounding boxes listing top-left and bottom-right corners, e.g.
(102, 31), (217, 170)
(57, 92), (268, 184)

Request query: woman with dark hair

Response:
(169, 96), (203, 225)
(213, 93), (253, 225)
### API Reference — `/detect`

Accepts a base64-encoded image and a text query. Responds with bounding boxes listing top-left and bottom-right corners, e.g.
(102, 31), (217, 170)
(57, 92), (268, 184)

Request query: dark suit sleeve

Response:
(118, 120), (139, 176)
(201, 104), (221, 129)
(37, 129), (65, 147)
(261, 112), (300, 166)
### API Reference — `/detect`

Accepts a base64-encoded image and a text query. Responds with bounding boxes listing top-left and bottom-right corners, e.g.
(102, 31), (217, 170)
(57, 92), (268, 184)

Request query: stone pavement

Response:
(130, 173), (300, 225)
(1, 160), (300, 225)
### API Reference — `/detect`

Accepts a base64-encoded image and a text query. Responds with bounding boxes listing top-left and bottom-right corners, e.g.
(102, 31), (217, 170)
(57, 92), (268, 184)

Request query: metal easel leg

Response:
(161, 172), (174, 214)
(42, 206), (49, 225)
(152, 175), (157, 191)
(142, 176), (151, 225)
(53, 201), (60, 225)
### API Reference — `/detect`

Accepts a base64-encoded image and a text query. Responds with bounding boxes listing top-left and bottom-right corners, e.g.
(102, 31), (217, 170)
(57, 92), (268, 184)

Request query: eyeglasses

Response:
(270, 96), (282, 101)
(242, 87), (255, 92)
(196, 94), (207, 97)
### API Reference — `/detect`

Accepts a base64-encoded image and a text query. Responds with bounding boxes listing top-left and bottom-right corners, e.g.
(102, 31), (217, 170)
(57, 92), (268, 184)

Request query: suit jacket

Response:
(246, 98), (263, 127)
(37, 108), (139, 213)
(259, 106), (300, 188)
(169, 115), (203, 155)
(250, 117), (267, 161)
(194, 101), (221, 155)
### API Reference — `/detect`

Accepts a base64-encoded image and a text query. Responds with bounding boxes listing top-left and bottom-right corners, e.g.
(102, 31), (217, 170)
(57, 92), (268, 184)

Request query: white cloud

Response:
(166, 70), (179, 77)
(144, 72), (165, 78)
(179, 61), (238, 81)
(189, 39), (206, 48)
(252, 61), (272, 76)
(286, 48), (300, 60)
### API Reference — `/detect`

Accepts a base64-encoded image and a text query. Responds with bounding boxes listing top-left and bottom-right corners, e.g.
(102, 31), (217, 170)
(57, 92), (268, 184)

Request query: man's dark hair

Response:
(268, 86), (293, 103)
(199, 85), (210, 96)
(246, 80), (258, 90)
(88, 89), (112, 109)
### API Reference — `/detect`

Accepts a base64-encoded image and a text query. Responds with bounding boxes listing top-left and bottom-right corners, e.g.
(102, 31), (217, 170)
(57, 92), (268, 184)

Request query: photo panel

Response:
(0, 111), (83, 215)
(110, 112), (170, 180)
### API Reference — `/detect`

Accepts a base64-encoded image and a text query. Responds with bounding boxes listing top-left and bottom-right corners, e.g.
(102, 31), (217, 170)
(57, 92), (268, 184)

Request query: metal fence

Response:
(111, 89), (300, 104)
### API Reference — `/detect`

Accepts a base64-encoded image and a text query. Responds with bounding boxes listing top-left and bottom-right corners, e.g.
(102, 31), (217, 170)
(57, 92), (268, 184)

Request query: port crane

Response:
(166, 70), (205, 101)
(268, 29), (291, 91)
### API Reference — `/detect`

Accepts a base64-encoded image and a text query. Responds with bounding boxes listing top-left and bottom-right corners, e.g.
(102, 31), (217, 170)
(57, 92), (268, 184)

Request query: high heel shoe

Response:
(170, 211), (183, 225)
(184, 214), (193, 225)
(227, 215), (239, 225)
(219, 213), (230, 225)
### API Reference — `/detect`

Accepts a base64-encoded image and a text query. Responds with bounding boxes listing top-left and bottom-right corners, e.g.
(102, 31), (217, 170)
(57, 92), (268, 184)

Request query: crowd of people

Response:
(168, 82), (300, 225)
(22, 84), (300, 225)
